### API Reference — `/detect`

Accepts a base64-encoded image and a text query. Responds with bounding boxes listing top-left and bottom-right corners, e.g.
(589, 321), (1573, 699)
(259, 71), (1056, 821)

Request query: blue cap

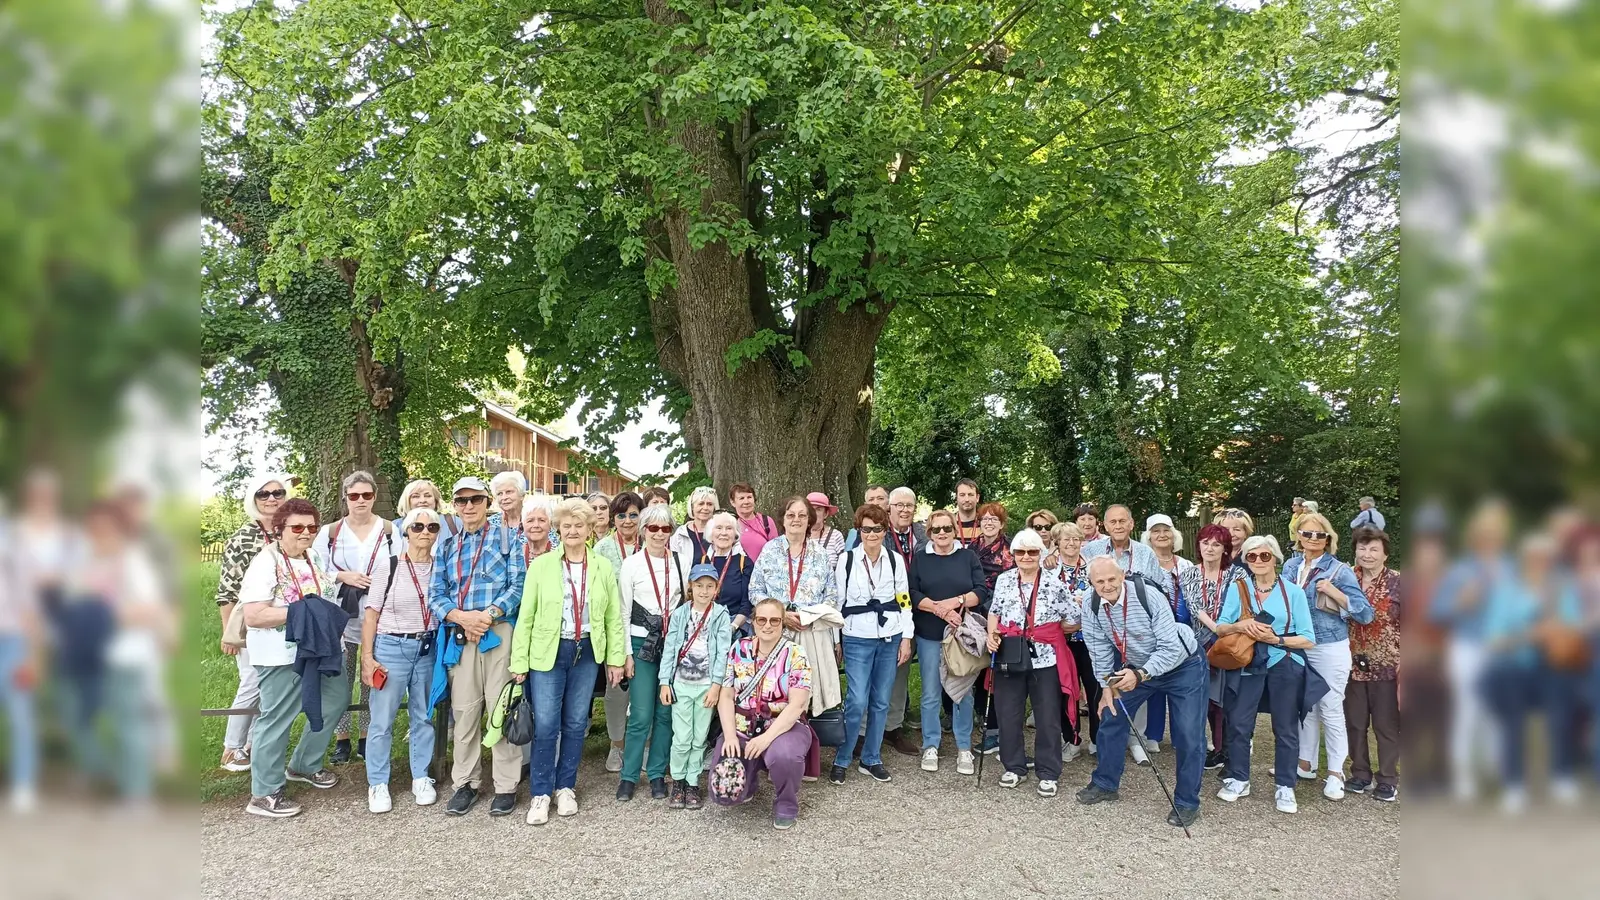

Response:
(688, 563), (720, 582)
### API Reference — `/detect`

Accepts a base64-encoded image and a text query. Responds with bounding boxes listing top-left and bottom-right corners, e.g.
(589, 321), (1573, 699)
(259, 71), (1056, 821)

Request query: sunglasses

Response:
(752, 616), (784, 627)
(453, 495), (490, 507)
(255, 488), (288, 501)
(1014, 549), (1041, 557)
(928, 524), (955, 535)
(1244, 551), (1276, 563)
(408, 522), (442, 534)
(283, 523), (317, 534)
(858, 525), (886, 535)
(616, 511), (640, 520)
(1298, 530), (1330, 541)
(643, 524), (673, 534)
(347, 491), (375, 502)
(1222, 508), (1247, 518)
(1029, 521), (1050, 530)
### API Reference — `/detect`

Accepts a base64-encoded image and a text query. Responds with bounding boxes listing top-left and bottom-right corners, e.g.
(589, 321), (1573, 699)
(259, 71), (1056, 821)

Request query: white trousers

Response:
(1299, 639), (1353, 774)
(1447, 637), (1498, 796)
(224, 647), (261, 751)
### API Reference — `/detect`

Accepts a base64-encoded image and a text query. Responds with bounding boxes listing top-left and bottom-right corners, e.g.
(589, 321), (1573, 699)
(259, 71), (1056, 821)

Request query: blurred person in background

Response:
(313, 470), (392, 765)
(214, 471), (290, 773)
(118, 484), (179, 777)
(1141, 514), (1194, 750)
(1288, 498), (1305, 552)
(240, 498), (345, 818)
(671, 486), (719, 561)
(1402, 505), (1451, 797)
(0, 537), (39, 813)
(1282, 511), (1372, 801)
(594, 490), (645, 773)
(1483, 534), (1585, 813)
(397, 478), (460, 538)
(488, 471), (528, 534)
(587, 491), (612, 544)
(807, 492), (847, 571)
(1433, 499), (1512, 802)
(1345, 528), (1402, 802)
(1180, 523), (1236, 771)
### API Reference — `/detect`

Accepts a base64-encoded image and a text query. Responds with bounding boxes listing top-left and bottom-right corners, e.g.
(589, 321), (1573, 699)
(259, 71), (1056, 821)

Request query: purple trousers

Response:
(710, 722), (812, 819)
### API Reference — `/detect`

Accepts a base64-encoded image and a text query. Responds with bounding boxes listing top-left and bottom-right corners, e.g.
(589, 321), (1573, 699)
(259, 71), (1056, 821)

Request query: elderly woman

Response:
(910, 508), (989, 775)
(511, 498), (626, 825)
(616, 505), (692, 802)
(1214, 508), (1255, 570)
(1025, 509), (1058, 534)
(710, 597), (814, 830)
(587, 491), (613, 543)
(703, 512), (754, 633)
(749, 497), (839, 620)
(359, 507), (442, 813)
(1282, 511), (1373, 801)
(1047, 522), (1097, 760)
(240, 498), (347, 818)
(671, 486), (720, 561)
(488, 471), (528, 534)
(397, 478), (461, 538)
(808, 492), (848, 570)
(985, 528), (1077, 797)
(732, 482), (780, 560)
(973, 502), (1016, 592)
(594, 490), (645, 770)
(1346, 527), (1402, 802)
(1179, 523), (1236, 770)
(1215, 535), (1317, 814)
(1072, 503), (1101, 543)
(215, 471), (291, 773)
(521, 494), (557, 564)
(312, 470), (393, 764)
(829, 504), (913, 785)
(640, 486), (672, 507)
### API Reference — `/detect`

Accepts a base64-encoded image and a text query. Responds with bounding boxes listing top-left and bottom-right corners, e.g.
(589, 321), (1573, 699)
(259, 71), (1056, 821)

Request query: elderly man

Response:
(954, 479), (982, 547)
(844, 484), (891, 550)
(430, 476), (528, 818)
(1350, 496), (1386, 533)
(1083, 505), (1169, 594)
(488, 471), (528, 533)
(1074, 557), (1207, 827)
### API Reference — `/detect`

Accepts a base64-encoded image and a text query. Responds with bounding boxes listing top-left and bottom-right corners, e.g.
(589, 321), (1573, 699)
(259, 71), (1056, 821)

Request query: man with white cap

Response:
(430, 476), (528, 817)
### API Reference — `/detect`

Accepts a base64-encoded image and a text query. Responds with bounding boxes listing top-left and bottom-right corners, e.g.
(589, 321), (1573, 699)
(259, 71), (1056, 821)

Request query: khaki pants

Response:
(448, 622), (521, 794)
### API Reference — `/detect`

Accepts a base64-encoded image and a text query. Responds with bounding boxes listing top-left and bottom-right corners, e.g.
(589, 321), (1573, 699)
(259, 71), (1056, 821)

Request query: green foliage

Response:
(200, 494), (247, 545)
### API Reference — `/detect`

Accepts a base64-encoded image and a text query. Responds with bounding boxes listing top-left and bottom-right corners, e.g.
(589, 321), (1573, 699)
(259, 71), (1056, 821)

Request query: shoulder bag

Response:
(1206, 580), (1257, 671)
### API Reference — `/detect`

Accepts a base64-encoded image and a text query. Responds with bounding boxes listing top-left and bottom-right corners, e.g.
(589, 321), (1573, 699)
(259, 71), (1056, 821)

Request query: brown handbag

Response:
(1206, 580), (1258, 671)
(1536, 621), (1592, 672)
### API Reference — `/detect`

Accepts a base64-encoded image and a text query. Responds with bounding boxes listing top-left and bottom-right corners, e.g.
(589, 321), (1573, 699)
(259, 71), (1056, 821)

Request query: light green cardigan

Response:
(510, 548), (627, 673)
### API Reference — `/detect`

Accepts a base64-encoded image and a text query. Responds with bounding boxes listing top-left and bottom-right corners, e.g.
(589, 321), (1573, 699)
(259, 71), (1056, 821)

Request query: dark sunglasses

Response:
(1244, 551), (1276, 563)
(1222, 508), (1247, 518)
(928, 524), (955, 535)
(643, 524), (673, 534)
(1298, 530), (1330, 541)
(346, 491), (375, 502)
(453, 495), (490, 507)
(1029, 521), (1050, 530)
(408, 522), (442, 534)
(255, 488), (288, 501)
(858, 525), (886, 535)
(1014, 548), (1041, 557)
(283, 523), (317, 534)
(616, 511), (640, 520)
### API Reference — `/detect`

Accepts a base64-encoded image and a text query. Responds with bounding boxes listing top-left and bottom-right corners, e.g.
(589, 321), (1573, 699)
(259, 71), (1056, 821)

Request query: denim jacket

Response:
(1282, 553), (1373, 643)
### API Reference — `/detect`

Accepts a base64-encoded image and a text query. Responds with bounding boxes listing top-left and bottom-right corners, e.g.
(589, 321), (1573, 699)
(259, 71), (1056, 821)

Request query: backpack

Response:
(841, 546), (899, 598)
(1089, 573), (1197, 658)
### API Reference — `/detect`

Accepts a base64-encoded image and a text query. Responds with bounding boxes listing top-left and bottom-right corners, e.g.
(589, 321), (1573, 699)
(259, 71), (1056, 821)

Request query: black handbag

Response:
(504, 685), (535, 746)
(995, 573), (1041, 677)
(809, 707), (844, 748)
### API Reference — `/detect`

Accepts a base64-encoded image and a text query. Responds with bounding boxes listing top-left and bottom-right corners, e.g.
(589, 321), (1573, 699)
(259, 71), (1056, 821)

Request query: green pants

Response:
(621, 637), (673, 783)
(251, 663), (350, 798)
(669, 682), (714, 782)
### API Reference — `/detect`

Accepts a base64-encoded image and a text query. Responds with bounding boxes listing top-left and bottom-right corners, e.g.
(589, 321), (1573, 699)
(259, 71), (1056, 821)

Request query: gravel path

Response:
(201, 739), (1399, 900)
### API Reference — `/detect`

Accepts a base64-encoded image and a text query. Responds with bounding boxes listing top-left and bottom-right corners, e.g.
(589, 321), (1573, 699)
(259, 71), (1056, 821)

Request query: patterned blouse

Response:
(215, 520), (273, 607)
(1349, 567), (1401, 681)
(749, 535), (839, 610)
(1044, 558), (1090, 642)
(1179, 564), (1235, 646)
(989, 568), (1078, 670)
(723, 636), (812, 735)
(974, 537), (1015, 593)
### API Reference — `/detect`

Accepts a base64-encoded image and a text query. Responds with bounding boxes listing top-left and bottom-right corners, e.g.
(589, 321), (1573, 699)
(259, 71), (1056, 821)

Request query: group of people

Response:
(218, 471), (1405, 830)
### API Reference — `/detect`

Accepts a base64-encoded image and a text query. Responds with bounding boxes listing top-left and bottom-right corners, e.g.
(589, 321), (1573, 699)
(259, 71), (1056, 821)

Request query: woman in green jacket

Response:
(511, 497), (626, 826)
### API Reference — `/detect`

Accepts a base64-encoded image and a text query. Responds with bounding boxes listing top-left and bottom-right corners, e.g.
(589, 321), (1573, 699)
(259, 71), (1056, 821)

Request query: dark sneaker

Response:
(980, 732), (1000, 755)
(887, 729), (920, 757)
(1076, 784), (1120, 805)
(330, 739), (352, 764)
(1346, 777), (1372, 795)
(616, 780), (636, 802)
(445, 786), (478, 816)
(828, 765), (848, 785)
(685, 785), (703, 810)
(1167, 806), (1200, 828)
(357, 737), (367, 760)
(1373, 784), (1398, 802)
(667, 781), (686, 809)
(286, 768), (338, 790)
(1204, 749), (1227, 770)
(245, 789), (302, 819)
(774, 814), (796, 830)
(650, 777), (669, 800)
(859, 763), (892, 783)
(489, 793), (516, 816)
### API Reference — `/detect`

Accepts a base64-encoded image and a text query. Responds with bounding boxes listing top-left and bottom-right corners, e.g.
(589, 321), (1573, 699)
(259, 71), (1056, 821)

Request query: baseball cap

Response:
(688, 563), (721, 582)
(1144, 513), (1175, 530)
(451, 476), (490, 496)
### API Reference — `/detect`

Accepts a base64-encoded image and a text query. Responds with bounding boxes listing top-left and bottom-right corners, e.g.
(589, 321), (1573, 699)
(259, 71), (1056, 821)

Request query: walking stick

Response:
(1109, 683), (1191, 839)
(976, 653), (994, 788)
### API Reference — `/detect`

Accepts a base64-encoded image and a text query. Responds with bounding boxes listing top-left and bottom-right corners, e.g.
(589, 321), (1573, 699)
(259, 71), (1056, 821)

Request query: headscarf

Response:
(242, 471), (295, 524)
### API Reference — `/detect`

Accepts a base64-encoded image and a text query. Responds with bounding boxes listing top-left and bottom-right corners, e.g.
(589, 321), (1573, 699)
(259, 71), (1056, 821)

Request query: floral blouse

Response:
(723, 636), (812, 734)
(1349, 567), (1401, 681)
(749, 535), (838, 610)
(974, 538), (1015, 593)
(1045, 558), (1090, 642)
(989, 568), (1078, 669)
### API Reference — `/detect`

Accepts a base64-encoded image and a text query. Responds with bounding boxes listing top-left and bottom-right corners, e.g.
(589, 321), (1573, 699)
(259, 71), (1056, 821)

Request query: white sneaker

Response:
(555, 787), (578, 817)
(1141, 734), (1161, 754)
(605, 746), (623, 773)
(1275, 786), (1298, 814)
(1085, 739), (1097, 756)
(999, 771), (1023, 789)
(526, 794), (550, 825)
(1062, 742), (1081, 764)
(10, 786), (37, 815)
(412, 777), (436, 806)
(956, 751), (975, 775)
(368, 784), (392, 814)
(1324, 774), (1345, 801)
(1217, 778), (1250, 802)
(1037, 779), (1058, 798)
(1500, 786), (1528, 816)
(1129, 741), (1150, 767)
(1552, 778), (1581, 807)
(920, 748), (939, 772)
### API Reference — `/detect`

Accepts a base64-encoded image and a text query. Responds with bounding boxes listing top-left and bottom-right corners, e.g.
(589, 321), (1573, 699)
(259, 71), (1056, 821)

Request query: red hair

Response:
(1196, 523), (1234, 563)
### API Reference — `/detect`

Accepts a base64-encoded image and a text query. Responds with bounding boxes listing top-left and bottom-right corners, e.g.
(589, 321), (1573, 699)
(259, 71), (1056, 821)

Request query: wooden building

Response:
(447, 399), (638, 497)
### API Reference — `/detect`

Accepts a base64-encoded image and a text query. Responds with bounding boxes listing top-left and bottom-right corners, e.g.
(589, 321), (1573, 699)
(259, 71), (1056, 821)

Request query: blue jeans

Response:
(0, 635), (38, 792)
(365, 633), (437, 786)
(838, 635), (900, 767)
(530, 636), (600, 796)
(916, 636), (972, 751)
(1092, 653), (1208, 811)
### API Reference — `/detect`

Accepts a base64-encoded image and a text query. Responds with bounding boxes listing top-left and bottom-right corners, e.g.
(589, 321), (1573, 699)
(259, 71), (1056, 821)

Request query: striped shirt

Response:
(428, 523), (526, 623)
(365, 555), (434, 634)
(1080, 576), (1197, 687)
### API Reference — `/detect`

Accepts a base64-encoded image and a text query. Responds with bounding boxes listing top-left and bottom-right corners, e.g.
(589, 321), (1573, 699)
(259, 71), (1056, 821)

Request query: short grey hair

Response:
(1086, 555), (1124, 579)
(587, 490), (611, 504)
(708, 511), (739, 533)
(1009, 527), (1046, 553)
(521, 493), (557, 520)
(490, 471), (527, 494)
(889, 486), (917, 505)
(400, 507), (440, 532)
(1359, 496), (1375, 506)
(342, 470), (376, 493)
(1240, 534), (1284, 564)
(1301, 500), (1319, 514)
(640, 504), (676, 530)
(688, 486), (719, 509)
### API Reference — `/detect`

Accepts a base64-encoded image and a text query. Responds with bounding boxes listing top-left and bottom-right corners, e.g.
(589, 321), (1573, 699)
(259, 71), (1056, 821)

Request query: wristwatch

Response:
(487, 606), (503, 622)
(1134, 667), (1149, 685)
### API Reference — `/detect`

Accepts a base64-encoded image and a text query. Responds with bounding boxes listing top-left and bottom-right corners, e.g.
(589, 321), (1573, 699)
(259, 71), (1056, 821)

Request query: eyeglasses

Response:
(890, 502), (915, 510)
(408, 522), (442, 534)
(1014, 549), (1041, 558)
(1244, 551), (1276, 563)
(255, 488), (287, 501)
(928, 525), (955, 535)
(980, 516), (1001, 524)
(1298, 530), (1330, 541)
(643, 524), (673, 534)
(453, 495), (490, 507)
(616, 511), (640, 520)
(1222, 509), (1247, 518)
(346, 491), (375, 502)
(858, 525), (886, 535)
(752, 616), (784, 627)
(283, 523), (316, 534)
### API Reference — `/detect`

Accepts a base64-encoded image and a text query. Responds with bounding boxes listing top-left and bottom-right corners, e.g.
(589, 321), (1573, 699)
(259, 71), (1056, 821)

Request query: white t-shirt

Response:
(239, 547), (333, 667)
(618, 550), (688, 651)
(314, 518), (395, 642)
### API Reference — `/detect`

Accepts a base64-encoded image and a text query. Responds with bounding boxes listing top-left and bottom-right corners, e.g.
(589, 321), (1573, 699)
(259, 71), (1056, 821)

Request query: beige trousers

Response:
(448, 622), (522, 794)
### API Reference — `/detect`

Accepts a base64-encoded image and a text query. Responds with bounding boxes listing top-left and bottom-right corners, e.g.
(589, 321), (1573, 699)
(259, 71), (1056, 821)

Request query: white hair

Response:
(1086, 555), (1125, 579)
(1009, 527), (1046, 553)
(640, 504), (676, 530)
(1301, 500), (1319, 514)
(490, 471), (527, 494)
(708, 511), (739, 533)
(396, 479), (440, 516)
(521, 493), (557, 520)
(688, 485), (719, 509)
(889, 486), (917, 504)
(400, 507), (441, 532)
(1240, 534), (1284, 564)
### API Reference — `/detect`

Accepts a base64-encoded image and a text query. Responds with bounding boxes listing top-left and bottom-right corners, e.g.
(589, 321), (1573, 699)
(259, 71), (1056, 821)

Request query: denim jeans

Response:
(365, 633), (437, 786)
(107, 665), (155, 800)
(1484, 659), (1580, 786)
(837, 635), (900, 767)
(915, 637), (972, 751)
(530, 636), (600, 796)
(1093, 653), (1208, 810)
(0, 634), (38, 793)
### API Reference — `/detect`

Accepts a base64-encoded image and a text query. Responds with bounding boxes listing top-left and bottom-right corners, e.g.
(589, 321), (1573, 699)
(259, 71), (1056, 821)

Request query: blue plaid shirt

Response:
(429, 522), (526, 624)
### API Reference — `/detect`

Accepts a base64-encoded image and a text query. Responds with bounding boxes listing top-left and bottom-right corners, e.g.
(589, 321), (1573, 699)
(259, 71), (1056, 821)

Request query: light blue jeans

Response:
(916, 636), (972, 751)
(0, 635), (38, 793)
(838, 636), (899, 767)
(365, 633), (437, 786)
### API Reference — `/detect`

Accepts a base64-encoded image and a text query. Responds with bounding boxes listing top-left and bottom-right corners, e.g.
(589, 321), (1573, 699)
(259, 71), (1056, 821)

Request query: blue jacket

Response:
(1282, 553), (1372, 643)
(285, 595), (351, 732)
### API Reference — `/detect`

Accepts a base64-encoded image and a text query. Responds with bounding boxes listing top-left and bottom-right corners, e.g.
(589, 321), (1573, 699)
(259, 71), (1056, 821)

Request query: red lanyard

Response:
(1057, 561), (1081, 588)
(1252, 579), (1293, 635)
(890, 529), (914, 567)
(1201, 574), (1221, 618)
(787, 542), (807, 603)
(714, 552), (739, 592)
(644, 551), (672, 613)
(454, 529), (489, 606)
(274, 551), (322, 603)
(957, 519), (981, 546)
(677, 603), (715, 667)
(565, 555), (589, 636)
(403, 559), (433, 630)
(257, 521), (276, 543)
(615, 531), (639, 559)
(1018, 573), (1042, 635)
(330, 519), (384, 576)
(1107, 589), (1132, 659)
